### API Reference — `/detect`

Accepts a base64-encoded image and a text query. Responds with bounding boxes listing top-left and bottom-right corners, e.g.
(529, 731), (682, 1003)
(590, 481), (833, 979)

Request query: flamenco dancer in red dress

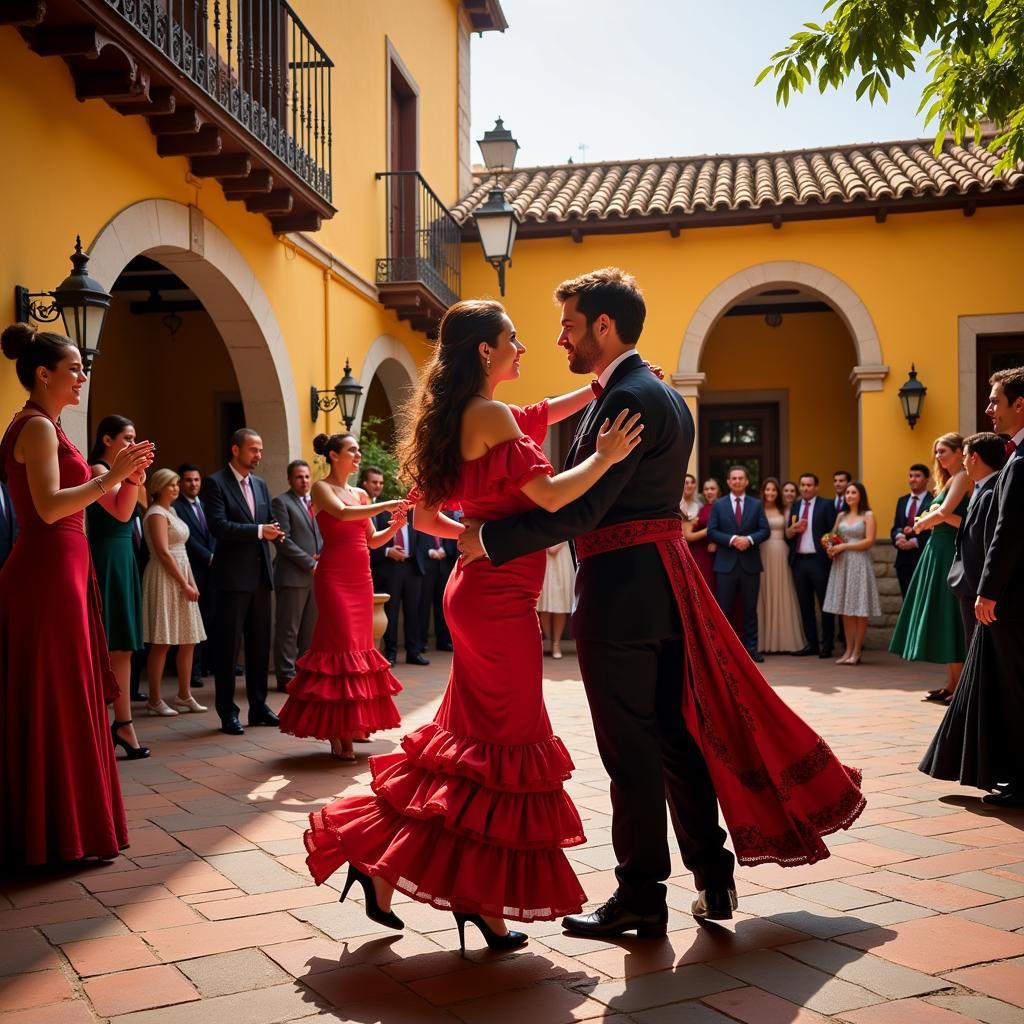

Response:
(460, 269), (865, 939)
(0, 324), (154, 865)
(278, 432), (407, 761)
(303, 300), (644, 951)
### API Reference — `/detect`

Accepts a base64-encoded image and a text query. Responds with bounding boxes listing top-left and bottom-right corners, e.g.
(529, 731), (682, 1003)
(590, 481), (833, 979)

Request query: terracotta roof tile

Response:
(452, 136), (1024, 231)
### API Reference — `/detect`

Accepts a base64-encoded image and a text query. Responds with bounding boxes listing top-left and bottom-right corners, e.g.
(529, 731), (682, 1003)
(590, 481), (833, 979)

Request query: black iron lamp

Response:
(898, 364), (927, 429)
(475, 118), (521, 296)
(311, 359), (363, 429)
(14, 236), (112, 372)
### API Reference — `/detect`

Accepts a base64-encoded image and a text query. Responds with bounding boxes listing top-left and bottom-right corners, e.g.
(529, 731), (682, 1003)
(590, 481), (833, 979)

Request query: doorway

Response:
(976, 334), (1024, 431)
(699, 402), (780, 493)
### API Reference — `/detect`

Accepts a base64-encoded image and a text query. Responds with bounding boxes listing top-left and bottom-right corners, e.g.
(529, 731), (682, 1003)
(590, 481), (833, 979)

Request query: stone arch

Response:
(66, 199), (299, 487)
(352, 334), (418, 436)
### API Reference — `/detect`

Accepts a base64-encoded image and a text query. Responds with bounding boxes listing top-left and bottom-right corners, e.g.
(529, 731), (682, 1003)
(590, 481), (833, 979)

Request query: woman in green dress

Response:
(889, 432), (970, 700)
(88, 414), (150, 758)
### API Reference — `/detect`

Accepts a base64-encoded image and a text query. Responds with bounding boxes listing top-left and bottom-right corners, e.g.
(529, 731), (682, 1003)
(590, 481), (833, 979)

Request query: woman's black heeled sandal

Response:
(339, 865), (404, 930)
(111, 720), (150, 760)
(453, 912), (528, 953)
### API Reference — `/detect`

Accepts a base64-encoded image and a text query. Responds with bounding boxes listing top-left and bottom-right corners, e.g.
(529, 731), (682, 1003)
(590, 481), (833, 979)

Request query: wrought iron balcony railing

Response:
(375, 171), (461, 331)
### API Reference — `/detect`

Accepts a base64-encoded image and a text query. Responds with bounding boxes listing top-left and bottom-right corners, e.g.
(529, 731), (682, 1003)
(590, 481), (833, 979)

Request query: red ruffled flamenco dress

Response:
(304, 402), (586, 921)
(0, 405), (128, 865)
(278, 503), (402, 742)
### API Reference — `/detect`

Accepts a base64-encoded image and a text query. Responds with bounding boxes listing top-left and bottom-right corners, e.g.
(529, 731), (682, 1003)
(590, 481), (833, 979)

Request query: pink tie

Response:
(240, 476), (256, 518)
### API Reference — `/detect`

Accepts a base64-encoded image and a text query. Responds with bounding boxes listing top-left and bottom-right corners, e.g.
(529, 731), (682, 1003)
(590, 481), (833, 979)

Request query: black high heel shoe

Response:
(339, 865), (403, 930)
(111, 720), (150, 760)
(453, 913), (528, 953)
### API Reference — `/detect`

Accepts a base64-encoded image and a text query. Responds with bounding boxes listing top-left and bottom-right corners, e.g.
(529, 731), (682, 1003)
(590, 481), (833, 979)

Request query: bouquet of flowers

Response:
(821, 531), (843, 551)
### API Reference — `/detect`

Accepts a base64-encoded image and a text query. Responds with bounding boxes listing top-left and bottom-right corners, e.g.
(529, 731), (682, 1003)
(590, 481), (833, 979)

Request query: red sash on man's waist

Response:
(576, 516), (866, 868)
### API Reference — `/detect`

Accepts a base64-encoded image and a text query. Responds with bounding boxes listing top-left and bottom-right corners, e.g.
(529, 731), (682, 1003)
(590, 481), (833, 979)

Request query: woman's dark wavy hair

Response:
(88, 415), (134, 464)
(397, 299), (506, 508)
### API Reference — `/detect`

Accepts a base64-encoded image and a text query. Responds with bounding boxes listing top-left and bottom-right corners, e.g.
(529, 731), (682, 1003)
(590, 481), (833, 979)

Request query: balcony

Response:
(8, 0), (334, 233)
(375, 171), (460, 336)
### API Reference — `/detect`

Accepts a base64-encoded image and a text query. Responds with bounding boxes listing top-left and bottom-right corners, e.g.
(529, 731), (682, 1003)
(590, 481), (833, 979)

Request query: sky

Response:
(470, 0), (935, 168)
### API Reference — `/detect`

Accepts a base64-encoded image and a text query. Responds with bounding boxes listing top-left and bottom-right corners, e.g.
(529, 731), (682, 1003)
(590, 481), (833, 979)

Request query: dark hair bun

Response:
(312, 433), (330, 457)
(1, 323), (37, 361)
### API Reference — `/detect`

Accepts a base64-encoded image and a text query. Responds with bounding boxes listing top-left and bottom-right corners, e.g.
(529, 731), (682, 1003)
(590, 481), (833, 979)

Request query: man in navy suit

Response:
(891, 463), (934, 596)
(831, 470), (852, 518)
(707, 466), (770, 661)
(371, 506), (428, 665)
(786, 472), (839, 658)
(174, 463), (216, 684)
(0, 481), (18, 570)
(202, 429), (284, 735)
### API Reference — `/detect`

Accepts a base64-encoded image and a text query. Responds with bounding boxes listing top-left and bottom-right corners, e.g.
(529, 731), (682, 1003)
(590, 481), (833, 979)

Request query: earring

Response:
(486, 354), (492, 371)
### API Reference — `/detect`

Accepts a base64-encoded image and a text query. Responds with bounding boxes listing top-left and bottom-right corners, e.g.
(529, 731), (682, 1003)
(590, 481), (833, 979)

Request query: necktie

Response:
(734, 497), (743, 526)
(591, 380), (604, 398)
(240, 476), (256, 518)
(800, 500), (810, 524)
(393, 526), (405, 552)
(193, 499), (207, 532)
(132, 516), (143, 552)
(304, 495), (313, 520)
(836, 496), (843, 512)
(1006, 438), (1018, 457)
(907, 496), (918, 527)
(433, 534), (442, 548)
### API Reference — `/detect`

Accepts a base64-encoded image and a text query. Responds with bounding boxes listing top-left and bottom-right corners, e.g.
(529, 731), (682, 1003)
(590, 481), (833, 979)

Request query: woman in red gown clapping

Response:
(302, 300), (643, 952)
(0, 323), (153, 865)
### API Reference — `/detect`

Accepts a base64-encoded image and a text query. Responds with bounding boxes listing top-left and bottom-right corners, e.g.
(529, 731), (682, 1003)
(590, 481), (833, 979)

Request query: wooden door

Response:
(699, 402), (779, 494)
(389, 63), (417, 266)
(977, 334), (1024, 431)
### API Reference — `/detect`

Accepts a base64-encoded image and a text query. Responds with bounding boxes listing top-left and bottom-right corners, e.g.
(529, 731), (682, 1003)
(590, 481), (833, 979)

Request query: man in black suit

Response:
(0, 481), (18, 570)
(174, 463), (216, 684)
(831, 470), (852, 518)
(707, 466), (771, 662)
(202, 429), (284, 735)
(948, 434), (1005, 653)
(786, 472), (839, 658)
(371, 507), (428, 665)
(891, 463), (934, 596)
(416, 520), (457, 652)
(462, 267), (736, 935)
(974, 368), (1024, 807)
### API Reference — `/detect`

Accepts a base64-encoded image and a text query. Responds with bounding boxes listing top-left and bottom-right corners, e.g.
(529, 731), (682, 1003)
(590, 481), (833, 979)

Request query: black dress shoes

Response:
(220, 715), (245, 736)
(406, 653), (430, 666)
(248, 707), (280, 727)
(794, 646), (816, 657)
(818, 648), (834, 659)
(691, 887), (738, 921)
(437, 643), (454, 652)
(749, 651), (765, 664)
(982, 790), (1024, 808)
(561, 896), (668, 938)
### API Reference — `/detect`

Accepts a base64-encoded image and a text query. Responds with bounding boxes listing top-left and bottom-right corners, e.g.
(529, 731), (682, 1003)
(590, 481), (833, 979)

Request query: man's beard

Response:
(568, 327), (602, 374)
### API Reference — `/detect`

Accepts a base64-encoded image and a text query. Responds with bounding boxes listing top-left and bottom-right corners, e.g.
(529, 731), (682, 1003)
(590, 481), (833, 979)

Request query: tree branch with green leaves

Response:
(757, 0), (1024, 173)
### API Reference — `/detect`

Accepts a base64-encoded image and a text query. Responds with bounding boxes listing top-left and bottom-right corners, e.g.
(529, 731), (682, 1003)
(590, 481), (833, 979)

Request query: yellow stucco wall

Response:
(459, 204), (1024, 514)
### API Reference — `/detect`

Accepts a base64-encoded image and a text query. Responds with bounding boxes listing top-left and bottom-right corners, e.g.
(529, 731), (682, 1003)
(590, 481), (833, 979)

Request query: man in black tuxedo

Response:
(462, 267), (736, 935)
(974, 368), (1024, 807)
(202, 429), (284, 735)
(891, 463), (934, 596)
(416, 519), (457, 652)
(0, 481), (17, 570)
(174, 463), (216, 684)
(707, 466), (771, 662)
(948, 434), (1005, 653)
(371, 507), (428, 665)
(786, 473), (839, 658)
(831, 470), (852, 518)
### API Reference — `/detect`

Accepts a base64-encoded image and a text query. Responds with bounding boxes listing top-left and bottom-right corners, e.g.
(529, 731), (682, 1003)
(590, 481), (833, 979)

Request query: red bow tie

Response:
(591, 380), (604, 398)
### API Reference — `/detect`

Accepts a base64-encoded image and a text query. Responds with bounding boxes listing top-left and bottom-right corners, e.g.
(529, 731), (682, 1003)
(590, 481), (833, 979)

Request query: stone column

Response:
(671, 371), (705, 477)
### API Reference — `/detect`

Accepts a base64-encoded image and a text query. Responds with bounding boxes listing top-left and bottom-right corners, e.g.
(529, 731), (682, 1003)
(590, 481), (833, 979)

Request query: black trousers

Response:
(793, 556), (835, 652)
(715, 569), (760, 653)
(212, 585), (272, 720)
(576, 635), (734, 912)
(418, 558), (453, 650)
(379, 563), (423, 657)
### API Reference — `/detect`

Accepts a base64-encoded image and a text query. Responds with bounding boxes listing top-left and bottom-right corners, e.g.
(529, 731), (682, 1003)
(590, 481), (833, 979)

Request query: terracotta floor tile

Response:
(834, 842), (921, 866)
(449, 978), (617, 1023)
(0, 879), (84, 907)
(0, 897), (111, 931)
(143, 911), (311, 961)
(0, 928), (62, 976)
(113, 896), (204, 930)
(838, 996), (981, 1022)
(174, 827), (258, 856)
(850, 869), (1001, 911)
(892, 848), (1021, 879)
(0, 1000), (95, 1024)
(735, 856), (871, 889)
(176, 948), (292, 997)
(701, 985), (830, 1023)
(83, 964), (200, 1016)
(837, 915), (1024, 972)
(924, 993), (1024, 1023)
(955, 896), (1024, 930)
(0, 969), (76, 1011)
(194, 886), (337, 920)
(943, 961), (1024, 1008)
(61, 933), (159, 977)
(39, 915), (130, 944)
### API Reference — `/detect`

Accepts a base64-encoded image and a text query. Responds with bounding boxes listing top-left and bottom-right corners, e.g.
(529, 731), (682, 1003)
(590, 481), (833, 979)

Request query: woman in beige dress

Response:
(142, 468), (207, 715)
(757, 477), (806, 654)
(538, 542), (574, 658)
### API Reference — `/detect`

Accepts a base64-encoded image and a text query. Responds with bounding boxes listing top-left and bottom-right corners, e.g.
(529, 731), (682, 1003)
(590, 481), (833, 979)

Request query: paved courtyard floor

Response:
(2, 651), (1023, 1024)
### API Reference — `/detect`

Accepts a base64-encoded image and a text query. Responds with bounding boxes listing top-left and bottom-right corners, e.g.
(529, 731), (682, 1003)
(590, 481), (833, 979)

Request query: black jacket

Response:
(786, 496), (838, 568)
(948, 476), (998, 599)
(977, 450), (1024, 621)
(371, 510), (427, 576)
(707, 495), (771, 574)
(890, 491), (933, 568)
(483, 352), (690, 641)
(201, 467), (274, 591)
(173, 494), (216, 589)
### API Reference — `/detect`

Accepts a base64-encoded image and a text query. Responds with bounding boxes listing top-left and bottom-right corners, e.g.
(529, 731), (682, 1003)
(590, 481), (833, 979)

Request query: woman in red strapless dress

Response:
(303, 301), (643, 952)
(278, 432), (407, 760)
(0, 324), (153, 865)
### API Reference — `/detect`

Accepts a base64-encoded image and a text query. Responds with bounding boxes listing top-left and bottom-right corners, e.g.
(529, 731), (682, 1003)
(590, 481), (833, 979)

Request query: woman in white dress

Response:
(756, 477), (806, 653)
(679, 472), (702, 520)
(538, 542), (574, 658)
(823, 481), (881, 665)
(142, 468), (207, 714)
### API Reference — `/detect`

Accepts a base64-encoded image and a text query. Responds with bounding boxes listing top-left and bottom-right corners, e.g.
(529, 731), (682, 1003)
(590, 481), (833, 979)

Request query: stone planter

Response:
(372, 593), (390, 645)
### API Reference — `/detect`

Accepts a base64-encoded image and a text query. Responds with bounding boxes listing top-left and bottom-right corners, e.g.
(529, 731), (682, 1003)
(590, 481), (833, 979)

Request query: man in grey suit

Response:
(272, 459), (322, 692)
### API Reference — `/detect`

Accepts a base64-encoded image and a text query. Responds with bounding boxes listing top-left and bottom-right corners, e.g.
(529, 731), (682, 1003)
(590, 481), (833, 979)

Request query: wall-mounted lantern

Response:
(311, 358), (363, 430)
(475, 118), (521, 296)
(898, 364), (927, 429)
